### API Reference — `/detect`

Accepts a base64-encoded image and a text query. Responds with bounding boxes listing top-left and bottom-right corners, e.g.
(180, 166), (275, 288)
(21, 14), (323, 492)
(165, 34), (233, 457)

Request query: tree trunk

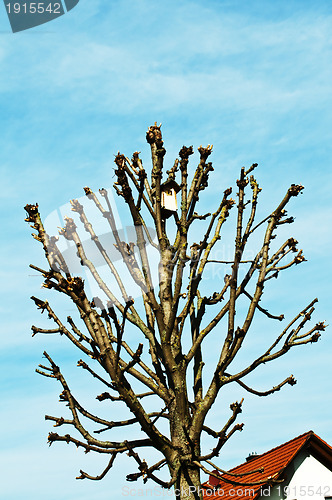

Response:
(175, 465), (203, 500)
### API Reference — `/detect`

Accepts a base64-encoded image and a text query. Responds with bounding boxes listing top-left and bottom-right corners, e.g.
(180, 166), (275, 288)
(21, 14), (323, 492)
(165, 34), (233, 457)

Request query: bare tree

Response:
(25, 124), (326, 500)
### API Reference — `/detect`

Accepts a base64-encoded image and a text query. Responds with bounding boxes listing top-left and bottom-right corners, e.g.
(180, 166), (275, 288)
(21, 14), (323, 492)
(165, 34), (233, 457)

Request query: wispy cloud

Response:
(1, 6), (332, 116)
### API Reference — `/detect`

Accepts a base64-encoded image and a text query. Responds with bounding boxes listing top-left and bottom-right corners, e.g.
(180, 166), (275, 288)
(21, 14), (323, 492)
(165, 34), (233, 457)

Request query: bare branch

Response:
(227, 373), (297, 396)
(26, 125), (325, 495)
(77, 454), (117, 480)
(204, 459), (263, 478)
(242, 290), (284, 321)
(195, 461), (281, 487)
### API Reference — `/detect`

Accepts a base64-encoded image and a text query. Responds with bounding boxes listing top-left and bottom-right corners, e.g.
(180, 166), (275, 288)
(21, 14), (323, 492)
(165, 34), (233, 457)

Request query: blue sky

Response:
(1, 1), (332, 499)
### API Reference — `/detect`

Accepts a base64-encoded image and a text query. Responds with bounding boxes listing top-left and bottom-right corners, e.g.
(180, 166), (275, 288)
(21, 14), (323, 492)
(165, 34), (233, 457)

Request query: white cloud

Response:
(1, 7), (332, 117)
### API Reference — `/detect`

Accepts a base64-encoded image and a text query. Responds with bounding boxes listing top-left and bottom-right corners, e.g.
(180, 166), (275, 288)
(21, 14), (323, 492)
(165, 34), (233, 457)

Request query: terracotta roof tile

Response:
(202, 431), (318, 500)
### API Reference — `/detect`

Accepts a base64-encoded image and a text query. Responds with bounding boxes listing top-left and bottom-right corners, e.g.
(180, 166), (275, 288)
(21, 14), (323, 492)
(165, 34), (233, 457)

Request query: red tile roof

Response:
(202, 431), (332, 500)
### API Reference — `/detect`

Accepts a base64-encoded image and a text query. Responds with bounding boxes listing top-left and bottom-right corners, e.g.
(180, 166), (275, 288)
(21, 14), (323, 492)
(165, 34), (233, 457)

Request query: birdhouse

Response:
(160, 179), (180, 218)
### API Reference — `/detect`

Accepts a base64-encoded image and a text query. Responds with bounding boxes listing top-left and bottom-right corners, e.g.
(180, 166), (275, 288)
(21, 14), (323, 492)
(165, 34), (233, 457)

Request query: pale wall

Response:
(258, 452), (332, 500)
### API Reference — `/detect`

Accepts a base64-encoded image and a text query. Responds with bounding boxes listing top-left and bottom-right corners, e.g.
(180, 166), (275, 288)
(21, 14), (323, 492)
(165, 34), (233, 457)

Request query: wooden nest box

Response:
(160, 179), (180, 218)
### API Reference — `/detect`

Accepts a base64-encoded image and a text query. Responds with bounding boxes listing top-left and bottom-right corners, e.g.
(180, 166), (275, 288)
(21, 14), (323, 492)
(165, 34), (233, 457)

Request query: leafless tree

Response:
(25, 124), (326, 500)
